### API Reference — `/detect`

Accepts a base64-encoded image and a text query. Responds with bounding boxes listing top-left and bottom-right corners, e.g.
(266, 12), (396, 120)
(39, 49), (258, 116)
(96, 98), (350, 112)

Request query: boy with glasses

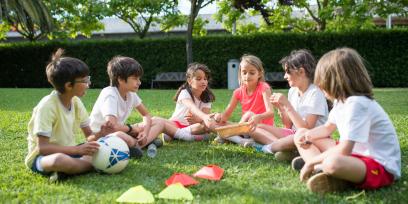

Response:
(25, 48), (115, 182)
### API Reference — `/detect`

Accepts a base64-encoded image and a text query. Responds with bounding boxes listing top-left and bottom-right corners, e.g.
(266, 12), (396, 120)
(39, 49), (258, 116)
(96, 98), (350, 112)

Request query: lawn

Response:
(0, 88), (407, 203)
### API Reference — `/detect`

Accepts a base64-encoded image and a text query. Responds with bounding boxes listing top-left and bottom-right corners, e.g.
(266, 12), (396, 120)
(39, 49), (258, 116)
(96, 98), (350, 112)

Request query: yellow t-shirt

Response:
(25, 91), (90, 168)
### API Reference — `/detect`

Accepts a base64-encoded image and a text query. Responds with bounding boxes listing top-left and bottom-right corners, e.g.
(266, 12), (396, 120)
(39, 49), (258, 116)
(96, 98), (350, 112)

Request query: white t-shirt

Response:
(288, 84), (328, 130)
(90, 86), (142, 132)
(170, 89), (211, 126)
(328, 96), (401, 179)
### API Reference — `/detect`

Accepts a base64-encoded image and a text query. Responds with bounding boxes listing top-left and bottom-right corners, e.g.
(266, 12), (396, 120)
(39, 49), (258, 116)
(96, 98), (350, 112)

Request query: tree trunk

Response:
(186, 0), (197, 65)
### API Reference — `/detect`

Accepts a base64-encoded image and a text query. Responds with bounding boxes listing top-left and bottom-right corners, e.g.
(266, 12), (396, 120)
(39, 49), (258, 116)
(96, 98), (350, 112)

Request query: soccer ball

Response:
(92, 135), (130, 174)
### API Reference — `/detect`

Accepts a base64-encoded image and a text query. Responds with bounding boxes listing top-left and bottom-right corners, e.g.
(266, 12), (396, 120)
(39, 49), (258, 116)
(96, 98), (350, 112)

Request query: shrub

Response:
(1, 30), (407, 88)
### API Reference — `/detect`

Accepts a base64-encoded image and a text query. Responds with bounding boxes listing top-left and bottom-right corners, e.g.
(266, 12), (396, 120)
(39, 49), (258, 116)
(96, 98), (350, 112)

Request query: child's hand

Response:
(213, 113), (223, 124)
(184, 111), (201, 125)
(203, 115), (217, 130)
(240, 111), (254, 122)
(300, 162), (314, 182)
(270, 93), (289, 107)
(99, 121), (115, 137)
(248, 114), (261, 132)
(295, 133), (312, 149)
(249, 114), (261, 125)
(136, 131), (146, 141)
(77, 142), (100, 156)
(129, 124), (143, 137)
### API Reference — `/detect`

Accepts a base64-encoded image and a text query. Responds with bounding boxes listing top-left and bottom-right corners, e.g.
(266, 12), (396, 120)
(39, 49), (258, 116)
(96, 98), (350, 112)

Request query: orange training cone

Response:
(193, 164), (224, 181)
(165, 173), (199, 187)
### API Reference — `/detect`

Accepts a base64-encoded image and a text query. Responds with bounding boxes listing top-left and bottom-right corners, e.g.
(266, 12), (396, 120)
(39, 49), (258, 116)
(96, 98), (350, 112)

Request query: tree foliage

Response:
(0, 0), (53, 41)
(0, 0), (106, 41)
(215, 0), (408, 34)
(0, 23), (9, 40)
(106, 0), (180, 39)
(44, 0), (106, 39)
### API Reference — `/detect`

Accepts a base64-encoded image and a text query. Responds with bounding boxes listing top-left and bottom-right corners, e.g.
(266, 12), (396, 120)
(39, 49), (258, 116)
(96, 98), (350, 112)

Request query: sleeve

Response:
(303, 90), (327, 116)
(178, 89), (193, 101)
(101, 95), (118, 118)
(74, 97), (90, 128)
(201, 101), (212, 109)
(343, 100), (370, 143)
(132, 93), (143, 108)
(259, 82), (270, 92)
(287, 88), (294, 101)
(33, 104), (55, 137)
(233, 88), (241, 101)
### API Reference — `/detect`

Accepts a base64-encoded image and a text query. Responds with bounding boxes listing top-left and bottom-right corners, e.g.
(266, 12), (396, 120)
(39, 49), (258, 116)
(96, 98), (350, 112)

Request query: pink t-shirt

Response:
(233, 82), (274, 125)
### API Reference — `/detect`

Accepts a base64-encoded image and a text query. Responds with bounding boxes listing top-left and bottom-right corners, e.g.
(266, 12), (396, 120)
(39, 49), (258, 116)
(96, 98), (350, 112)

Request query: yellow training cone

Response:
(157, 183), (194, 201)
(116, 185), (154, 203)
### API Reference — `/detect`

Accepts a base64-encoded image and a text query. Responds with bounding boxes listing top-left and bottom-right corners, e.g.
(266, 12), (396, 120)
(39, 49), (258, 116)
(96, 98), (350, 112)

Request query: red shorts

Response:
(173, 120), (188, 129)
(352, 154), (394, 189)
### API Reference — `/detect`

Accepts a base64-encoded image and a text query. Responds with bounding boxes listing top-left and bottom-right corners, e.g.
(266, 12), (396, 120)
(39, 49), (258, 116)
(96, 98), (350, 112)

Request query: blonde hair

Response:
(239, 54), (265, 85)
(314, 47), (373, 102)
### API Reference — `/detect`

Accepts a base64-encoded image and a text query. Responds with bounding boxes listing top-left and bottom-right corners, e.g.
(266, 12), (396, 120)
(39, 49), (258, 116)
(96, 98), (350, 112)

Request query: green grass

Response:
(0, 88), (407, 203)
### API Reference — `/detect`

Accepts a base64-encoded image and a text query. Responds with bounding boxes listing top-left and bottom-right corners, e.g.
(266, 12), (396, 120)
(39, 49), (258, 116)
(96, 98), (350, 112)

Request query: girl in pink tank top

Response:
(214, 55), (277, 145)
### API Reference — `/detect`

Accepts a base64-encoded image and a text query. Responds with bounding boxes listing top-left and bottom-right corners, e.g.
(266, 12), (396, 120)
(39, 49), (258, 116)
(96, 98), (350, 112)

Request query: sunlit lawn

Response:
(0, 88), (407, 203)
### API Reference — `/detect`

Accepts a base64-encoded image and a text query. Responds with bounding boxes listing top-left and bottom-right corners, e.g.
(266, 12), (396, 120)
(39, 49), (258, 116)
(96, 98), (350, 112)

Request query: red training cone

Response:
(165, 173), (199, 187)
(193, 165), (224, 181)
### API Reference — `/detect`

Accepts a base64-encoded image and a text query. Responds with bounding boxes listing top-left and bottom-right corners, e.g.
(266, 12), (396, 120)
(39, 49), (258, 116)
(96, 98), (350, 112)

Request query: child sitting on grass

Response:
(25, 48), (114, 182)
(259, 50), (330, 162)
(214, 54), (275, 145)
(295, 47), (401, 194)
(157, 62), (218, 142)
(91, 57), (211, 148)
(90, 56), (165, 156)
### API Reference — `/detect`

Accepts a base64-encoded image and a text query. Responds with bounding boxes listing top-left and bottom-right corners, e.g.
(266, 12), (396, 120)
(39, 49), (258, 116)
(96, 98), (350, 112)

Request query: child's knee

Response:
(270, 140), (286, 151)
(321, 155), (343, 175)
(152, 117), (165, 128)
(113, 132), (137, 147)
(44, 153), (70, 169)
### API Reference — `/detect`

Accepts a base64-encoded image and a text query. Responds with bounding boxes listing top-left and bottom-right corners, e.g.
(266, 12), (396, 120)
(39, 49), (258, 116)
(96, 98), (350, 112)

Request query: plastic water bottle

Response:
(252, 142), (264, 152)
(147, 143), (157, 158)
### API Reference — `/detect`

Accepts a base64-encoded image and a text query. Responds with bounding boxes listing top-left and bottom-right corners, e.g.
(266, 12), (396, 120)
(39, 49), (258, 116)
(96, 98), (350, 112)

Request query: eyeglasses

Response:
(74, 76), (91, 84)
(284, 68), (299, 74)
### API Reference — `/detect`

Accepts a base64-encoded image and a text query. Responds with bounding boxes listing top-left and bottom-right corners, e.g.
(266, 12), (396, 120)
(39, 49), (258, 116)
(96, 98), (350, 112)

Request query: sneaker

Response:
(162, 134), (172, 142)
(129, 147), (143, 159)
(242, 141), (264, 152)
(307, 172), (350, 194)
(49, 172), (68, 183)
(194, 134), (210, 141)
(260, 143), (274, 154)
(242, 140), (255, 148)
(152, 138), (163, 147)
(275, 151), (299, 162)
(291, 156), (305, 171)
(213, 136), (225, 144)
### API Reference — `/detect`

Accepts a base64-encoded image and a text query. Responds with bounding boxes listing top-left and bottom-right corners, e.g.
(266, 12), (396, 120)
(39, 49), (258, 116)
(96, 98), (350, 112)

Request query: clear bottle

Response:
(147, 143), (157, 158)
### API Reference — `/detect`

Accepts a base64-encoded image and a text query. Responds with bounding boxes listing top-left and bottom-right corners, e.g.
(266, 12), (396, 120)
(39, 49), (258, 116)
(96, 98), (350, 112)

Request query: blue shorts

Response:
(30, 154), (82, 176)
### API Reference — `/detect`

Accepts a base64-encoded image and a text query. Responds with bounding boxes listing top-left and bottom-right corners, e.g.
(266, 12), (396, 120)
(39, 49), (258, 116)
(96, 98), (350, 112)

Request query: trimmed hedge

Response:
(1, 30), (407, 88)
